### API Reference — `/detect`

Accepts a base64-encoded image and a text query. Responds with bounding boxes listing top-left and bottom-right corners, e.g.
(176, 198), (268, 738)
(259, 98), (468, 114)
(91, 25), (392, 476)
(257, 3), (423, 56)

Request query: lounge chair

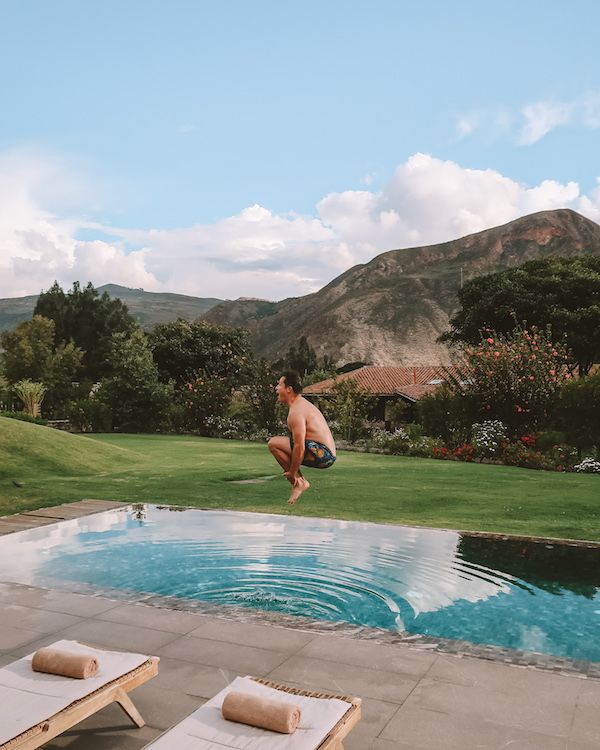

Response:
(145, 675), (361, 750)
(0, 639), (159, 750)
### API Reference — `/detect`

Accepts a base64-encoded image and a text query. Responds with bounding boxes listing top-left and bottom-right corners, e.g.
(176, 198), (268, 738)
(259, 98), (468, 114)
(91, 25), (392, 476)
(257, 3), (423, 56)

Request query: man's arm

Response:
(286, 411), (306, 482)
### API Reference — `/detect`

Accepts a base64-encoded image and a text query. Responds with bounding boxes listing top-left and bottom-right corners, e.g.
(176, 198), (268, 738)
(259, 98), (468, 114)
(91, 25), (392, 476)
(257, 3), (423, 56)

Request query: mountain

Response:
(0, 284), (223, 331)
(203, 209), (600, 365)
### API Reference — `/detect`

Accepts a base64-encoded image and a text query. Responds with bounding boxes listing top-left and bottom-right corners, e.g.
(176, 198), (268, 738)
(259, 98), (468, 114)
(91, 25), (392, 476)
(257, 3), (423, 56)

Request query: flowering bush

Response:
(203, 415), (244, 439)
(371, 427), (409, 454)
(574, 458), (600, 474)
(451, 324), (570, 434)
(471, 420), (507, 458)
(182, 374), (230, 433)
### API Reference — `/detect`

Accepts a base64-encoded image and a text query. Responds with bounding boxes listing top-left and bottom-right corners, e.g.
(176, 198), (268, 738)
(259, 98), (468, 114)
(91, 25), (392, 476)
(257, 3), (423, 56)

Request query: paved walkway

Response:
(0, 502), (599, 749)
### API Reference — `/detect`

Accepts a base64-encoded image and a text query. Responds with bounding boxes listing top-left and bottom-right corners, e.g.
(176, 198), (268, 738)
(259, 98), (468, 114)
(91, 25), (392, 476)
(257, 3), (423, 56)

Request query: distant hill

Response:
(0, 284), (223, 331)
(203, 209), (600, 365)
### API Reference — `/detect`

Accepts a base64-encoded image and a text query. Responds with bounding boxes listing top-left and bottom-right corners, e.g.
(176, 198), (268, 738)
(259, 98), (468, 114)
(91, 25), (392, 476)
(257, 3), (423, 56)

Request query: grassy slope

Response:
(0, 427), (599, 541)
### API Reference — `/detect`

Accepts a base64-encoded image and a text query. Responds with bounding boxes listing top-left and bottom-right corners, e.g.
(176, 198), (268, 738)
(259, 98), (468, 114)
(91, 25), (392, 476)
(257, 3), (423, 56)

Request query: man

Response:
(268, 371), (336, 505)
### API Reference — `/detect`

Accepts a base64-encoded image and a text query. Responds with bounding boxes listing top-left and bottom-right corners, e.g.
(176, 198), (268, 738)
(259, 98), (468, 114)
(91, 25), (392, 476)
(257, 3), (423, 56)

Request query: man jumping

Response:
(268, 371), (336, 505)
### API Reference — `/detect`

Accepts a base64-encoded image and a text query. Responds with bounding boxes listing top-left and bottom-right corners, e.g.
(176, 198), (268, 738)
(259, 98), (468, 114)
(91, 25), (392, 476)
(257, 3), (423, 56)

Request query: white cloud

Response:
(1, 149), (600, 302)
(519, 100), (574, 145)
(458, 91), (600, 145)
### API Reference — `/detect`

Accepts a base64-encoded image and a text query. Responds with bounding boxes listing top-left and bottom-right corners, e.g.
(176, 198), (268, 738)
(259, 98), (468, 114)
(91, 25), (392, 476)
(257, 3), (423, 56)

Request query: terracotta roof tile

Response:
(303, 366), (459, 401)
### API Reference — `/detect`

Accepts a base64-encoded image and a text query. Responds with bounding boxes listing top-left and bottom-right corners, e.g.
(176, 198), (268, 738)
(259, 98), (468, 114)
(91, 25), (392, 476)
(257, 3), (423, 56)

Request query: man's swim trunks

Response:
(289, 437), (336, 469)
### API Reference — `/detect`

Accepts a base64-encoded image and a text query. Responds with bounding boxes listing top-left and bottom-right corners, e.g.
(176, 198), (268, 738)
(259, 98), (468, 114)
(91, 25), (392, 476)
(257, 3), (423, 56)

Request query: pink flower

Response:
(487, 338), (494, 344)
(494, 351), (500, 357)
(565, 373), (571, 379)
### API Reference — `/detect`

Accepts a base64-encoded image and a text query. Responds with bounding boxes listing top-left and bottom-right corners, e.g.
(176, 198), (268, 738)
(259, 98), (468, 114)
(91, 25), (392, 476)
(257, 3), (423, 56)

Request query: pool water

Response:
(1, 505), (599, 662)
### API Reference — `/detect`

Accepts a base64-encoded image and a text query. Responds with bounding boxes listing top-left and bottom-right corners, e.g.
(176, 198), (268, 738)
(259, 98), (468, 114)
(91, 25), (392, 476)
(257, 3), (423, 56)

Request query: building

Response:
(303, 365), (460, 426)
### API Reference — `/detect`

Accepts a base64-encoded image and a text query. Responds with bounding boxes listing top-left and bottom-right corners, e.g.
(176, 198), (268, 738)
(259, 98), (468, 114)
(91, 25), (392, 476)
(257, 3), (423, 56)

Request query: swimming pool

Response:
(1, 505), (599, 662)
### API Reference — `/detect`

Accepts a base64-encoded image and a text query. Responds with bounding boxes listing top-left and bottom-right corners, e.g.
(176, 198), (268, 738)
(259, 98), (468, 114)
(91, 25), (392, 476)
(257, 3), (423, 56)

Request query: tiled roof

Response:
(303, 366), (459, 401)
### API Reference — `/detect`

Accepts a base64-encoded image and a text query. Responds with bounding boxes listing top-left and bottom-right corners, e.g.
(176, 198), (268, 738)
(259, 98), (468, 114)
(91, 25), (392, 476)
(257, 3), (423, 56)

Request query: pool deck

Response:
(1, 501), (599, 749)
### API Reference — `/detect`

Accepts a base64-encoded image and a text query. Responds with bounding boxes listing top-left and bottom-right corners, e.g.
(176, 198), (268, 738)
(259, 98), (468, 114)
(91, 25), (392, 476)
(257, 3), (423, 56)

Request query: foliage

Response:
(67, 398), (113, 432)
(273, 335), (319, 376)
(536, 429), (568, 453)
(97, 330), (173, 432)
(34, 281), (136, 381)
(0, 316), (84, 417)
(324, 379), (376, 443)
(239, 359), (279, 433)
(448, 325), (570, 434)
(0, 410), (48, 426)
(180, 375), (231, 434)
(442, 256), (600, 376)
(371, 427), (409, 454)
(553, 371), (600, 455)
(13, 380), (47, 417)
(417, 387), (473, 445)
(303, 367), (337, 386)
(471, 420), (507, 459)
(149, 318), (253, 386)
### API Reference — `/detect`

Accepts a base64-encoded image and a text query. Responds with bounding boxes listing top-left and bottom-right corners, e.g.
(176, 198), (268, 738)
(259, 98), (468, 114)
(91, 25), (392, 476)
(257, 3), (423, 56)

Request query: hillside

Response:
(203, 209), (600, 365)
(0, 284), (223, 331)
(0, 416), (137, 480)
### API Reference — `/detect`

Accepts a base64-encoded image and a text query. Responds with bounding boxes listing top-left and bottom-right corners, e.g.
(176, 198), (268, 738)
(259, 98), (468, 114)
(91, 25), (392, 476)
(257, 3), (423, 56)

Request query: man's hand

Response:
(283, 470), (301, 485)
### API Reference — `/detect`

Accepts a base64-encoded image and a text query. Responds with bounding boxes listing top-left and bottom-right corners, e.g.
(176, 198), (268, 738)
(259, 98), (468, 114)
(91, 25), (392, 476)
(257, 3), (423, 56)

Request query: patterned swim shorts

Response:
(289, 437), (336, 469)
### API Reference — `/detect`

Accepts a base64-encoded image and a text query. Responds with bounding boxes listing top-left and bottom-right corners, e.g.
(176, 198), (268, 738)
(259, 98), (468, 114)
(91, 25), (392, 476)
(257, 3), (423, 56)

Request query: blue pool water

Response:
(1, 505), (599, 662)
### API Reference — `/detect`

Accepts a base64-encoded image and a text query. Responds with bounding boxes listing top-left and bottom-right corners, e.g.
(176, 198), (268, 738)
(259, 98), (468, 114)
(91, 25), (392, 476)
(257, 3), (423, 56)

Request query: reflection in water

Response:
(0, 505), (598, 662)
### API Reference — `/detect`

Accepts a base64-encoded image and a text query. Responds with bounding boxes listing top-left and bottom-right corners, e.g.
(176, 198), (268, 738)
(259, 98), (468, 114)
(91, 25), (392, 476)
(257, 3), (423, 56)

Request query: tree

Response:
(13, 380), (47, 417)
(447, 325), (570, 434)
(324, 379), (376, 443)
(97, 330), (173, 432)
(149, 319), (253, 386)
(554, 372), (600, 457)
(0, 316), (83, 416)
(275, 336), (319, 376)
(441, 257), (600, 375)
(34, 281), (137, 380)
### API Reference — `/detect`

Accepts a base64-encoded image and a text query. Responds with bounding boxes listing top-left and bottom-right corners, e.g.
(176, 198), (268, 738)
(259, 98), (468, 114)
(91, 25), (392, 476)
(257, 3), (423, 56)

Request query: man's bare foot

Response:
(288, 477), (310, 505)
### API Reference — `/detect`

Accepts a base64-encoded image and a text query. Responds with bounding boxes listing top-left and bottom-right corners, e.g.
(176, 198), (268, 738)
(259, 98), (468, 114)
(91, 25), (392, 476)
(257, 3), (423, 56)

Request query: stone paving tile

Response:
(0, 624), (48, 652)
(147, 655), (237, 698)
(9, 588), (121, 617)
(0, 603), (83, 633)
(296, 634), (437, 677)
(380, 702), (570, 749)
(40, 702), (162, 749)
(97, 602), (209, 634)
(125, 682), (205, 730)
(428, 651), (586, 695)
(397, 674), (577, 739)
(157, 635), (290, 676)
(56, 619), (181, 654)
(188, 617), (317, 653)
(267, 654), (417, 703)
(569, 679), (600, 746)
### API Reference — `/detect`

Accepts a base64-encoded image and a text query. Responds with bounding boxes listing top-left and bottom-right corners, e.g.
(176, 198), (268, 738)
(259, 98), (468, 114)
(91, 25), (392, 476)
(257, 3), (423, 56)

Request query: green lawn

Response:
(1, 418), (599, 540)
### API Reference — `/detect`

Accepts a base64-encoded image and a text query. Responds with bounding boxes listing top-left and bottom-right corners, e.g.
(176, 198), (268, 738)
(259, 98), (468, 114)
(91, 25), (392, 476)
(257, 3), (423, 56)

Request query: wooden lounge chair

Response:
(0, 640), (159, 750)
(145, 675), (361, 750)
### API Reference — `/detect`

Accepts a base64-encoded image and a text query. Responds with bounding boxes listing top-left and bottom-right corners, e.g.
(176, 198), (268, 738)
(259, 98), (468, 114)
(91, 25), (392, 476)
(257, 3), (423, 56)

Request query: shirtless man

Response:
(268, 371), (336, 505)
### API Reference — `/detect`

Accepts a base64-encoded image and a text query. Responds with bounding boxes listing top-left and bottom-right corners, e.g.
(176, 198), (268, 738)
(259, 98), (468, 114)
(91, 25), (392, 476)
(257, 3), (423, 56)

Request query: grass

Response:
(1, 418), (599, 541)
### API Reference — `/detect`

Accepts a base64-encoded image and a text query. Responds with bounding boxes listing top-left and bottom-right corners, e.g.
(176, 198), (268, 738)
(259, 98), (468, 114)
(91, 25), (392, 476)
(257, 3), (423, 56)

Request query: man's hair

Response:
(282, 370), (303, 393)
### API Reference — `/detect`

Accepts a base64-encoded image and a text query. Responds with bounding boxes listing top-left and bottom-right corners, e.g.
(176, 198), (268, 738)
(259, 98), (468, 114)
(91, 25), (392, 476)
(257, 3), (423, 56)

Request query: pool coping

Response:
(1, 500), (599, 681)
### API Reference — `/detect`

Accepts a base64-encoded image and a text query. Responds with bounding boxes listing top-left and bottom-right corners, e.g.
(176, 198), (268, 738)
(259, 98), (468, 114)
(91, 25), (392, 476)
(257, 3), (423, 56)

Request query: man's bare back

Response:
(268, 372), (336, 505)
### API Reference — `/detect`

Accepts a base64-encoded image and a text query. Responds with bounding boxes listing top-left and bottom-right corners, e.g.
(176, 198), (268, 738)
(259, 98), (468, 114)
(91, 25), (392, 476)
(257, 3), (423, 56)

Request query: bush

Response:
(554, 372), (600, 456)
(67, 398), (112, 432)
(536, 429), (568, 453)
(574, 458), (600, 474)
(371, 427), (409, 454)
(471, 420), (507, 459)
(418, 388), (473, 445)
(501, 440), (551, 470)
(0, 410), (48, 426)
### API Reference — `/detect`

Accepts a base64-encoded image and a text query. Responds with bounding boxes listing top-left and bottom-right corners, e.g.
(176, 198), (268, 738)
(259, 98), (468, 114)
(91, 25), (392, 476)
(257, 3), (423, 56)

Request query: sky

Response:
(1, 0), (600, 301)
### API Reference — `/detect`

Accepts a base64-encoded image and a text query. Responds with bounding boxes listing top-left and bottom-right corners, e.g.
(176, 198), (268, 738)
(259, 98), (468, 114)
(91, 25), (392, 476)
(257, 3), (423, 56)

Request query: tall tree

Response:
(34, 281), (137, 380)
(149, 318), (253, 386)
(441, 257), (600, 375)
(98, 329), (172, 432)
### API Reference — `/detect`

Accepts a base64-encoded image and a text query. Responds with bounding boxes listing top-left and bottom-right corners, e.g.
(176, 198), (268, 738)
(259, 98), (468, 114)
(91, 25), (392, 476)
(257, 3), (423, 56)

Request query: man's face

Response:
(275, 376), (291, 403)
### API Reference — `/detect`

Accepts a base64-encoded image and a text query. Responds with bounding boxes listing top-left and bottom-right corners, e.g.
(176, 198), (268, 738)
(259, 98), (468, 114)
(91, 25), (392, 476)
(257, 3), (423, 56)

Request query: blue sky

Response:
(1, 0), (599, 299)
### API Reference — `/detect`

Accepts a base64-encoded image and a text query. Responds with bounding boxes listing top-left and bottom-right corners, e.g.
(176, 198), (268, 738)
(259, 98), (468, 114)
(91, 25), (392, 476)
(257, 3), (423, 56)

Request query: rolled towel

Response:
(31, 647), (99, 679)
(222, 690), (301, 734)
